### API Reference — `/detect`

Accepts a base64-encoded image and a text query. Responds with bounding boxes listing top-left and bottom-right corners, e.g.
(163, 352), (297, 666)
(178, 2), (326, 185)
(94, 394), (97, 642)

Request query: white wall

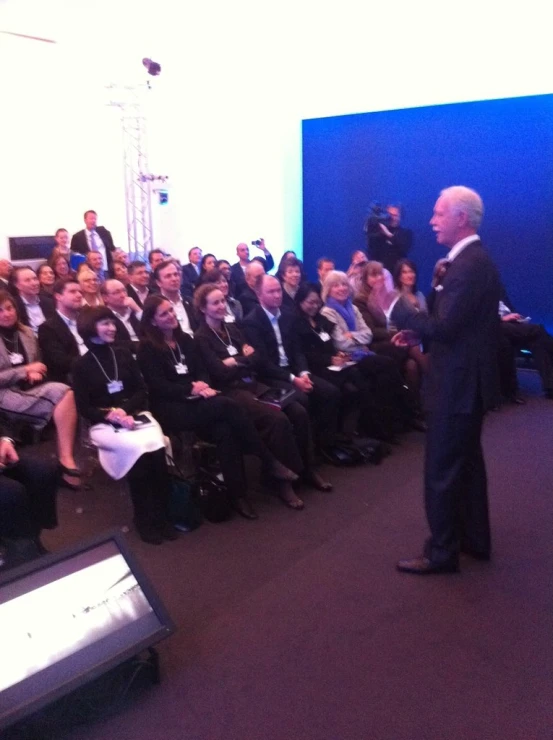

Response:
(1, 0), (551, 265)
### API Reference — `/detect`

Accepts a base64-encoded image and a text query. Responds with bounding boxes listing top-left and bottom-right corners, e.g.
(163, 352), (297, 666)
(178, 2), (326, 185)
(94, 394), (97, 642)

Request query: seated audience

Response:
(37, 264), (56, 296)
(194, 284), (304, 509)
(52, 228), (71, 259)
(393, 259), (428, 313)
(50, 253), (72, 281)
(197, 268), (243, 322)
(100, 279), (142, 353)
(321, 271), (423, 437)
(38, 277), (87, 384)
(181, 247), (202, 299)
(127, 260), (151, 308)
(77, 267), (103, 307)
(498, 292), (553, 400)
(316, 257), (335, 293)
(0, 259), (12, 289)
(275, 251), (307, 283)
(0, 290), (81, 489)
(346, 250), (368, 295)
(216, 259), (234, 291)
(113, 249), (129, 266)
(86, 251), (106, 282)
(239, 261), (265, 316)
(138, 295), (297, 519)
(354, 261), (427, 391)
(0, 422), (59, 568)
(231, 240), (275, 296)
(147, 249), (166, 292)
(113, 260), (130, 286)
(9, 266), (55, 335)
(278, 257), (304, 312)
(73, 307), (177, 545)
(155, 259), (197, 336)
(242, 274), (338, 490)
(199, 253), (217, 280)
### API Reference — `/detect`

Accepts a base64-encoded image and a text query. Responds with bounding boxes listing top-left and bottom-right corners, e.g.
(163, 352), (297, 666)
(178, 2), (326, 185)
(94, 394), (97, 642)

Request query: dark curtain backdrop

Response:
(302, 94), (553, 330)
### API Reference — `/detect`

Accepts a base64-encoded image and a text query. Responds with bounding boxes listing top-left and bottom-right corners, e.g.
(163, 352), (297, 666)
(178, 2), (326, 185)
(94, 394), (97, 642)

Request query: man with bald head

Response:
(239, 260), (265, 315)
(390, 186), (501, 574)
(230, 238), (274, 297)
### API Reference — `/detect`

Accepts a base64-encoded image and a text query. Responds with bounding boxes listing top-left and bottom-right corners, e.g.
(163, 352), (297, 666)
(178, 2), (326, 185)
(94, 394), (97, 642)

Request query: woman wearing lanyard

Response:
(194, 284), (305, 510)
(73, 307), (176, 545)
(137, 295), (298, 520)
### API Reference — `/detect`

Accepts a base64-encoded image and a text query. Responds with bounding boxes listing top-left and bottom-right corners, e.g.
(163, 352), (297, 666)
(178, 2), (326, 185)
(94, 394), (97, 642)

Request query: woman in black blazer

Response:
(137, 295), (297, 519)
(194, 284), (305, 510)
(73, 307), (176, 545)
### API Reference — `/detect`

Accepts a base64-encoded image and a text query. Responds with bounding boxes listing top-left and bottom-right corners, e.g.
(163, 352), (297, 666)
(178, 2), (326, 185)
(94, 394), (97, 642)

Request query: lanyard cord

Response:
(89, 346), (118, 383)
(209, 323), (235, 352)
(166, 340), (184, 365)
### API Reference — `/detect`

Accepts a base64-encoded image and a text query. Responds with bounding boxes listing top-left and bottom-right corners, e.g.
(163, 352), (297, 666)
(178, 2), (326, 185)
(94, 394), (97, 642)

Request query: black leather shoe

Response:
(158, 522), (179, 541)
(461, 548), (491, 561)
(134, 522), (163, 545)
(396, 556), (459, 574)
(232, 497), (259, 520)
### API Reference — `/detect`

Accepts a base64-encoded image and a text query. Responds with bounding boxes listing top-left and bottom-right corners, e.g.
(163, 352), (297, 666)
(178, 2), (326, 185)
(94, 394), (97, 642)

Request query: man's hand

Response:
(379, 223), (393, 239)
(502, 313), (523, 322)
(331, 353), (348, 367)
(0, 438), (19, 467)
(392, 330), (420, 348)
(242, 344), (255, 357)
(191, 381), (209, 395)
(125, 296), (141, 314)
(256, 238), (269, 254)
(293, 375), (313, 393)
(222, 357), (238, 367)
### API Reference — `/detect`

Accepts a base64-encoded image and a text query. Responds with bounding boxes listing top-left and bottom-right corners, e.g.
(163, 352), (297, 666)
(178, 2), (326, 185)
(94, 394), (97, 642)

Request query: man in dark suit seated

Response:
(38, 277), (87, 383)
(10, 266), (55, 335)
(71, 210), (116, 276)
(180, 246), (202, 299)
(239, 260), (265, 316)
(100, 279), (142, 353)
(155, 259), (198, 336)
(389, 186), (500, 574)
(0, 258), (12, 289)
(242, 274), (339, 491)
(497, 292), (553, 400)
(316, 257), (335, 294)
(230, 239), (275, 297)
(0, 422), (59, 570)
(127, 260), (151, 308)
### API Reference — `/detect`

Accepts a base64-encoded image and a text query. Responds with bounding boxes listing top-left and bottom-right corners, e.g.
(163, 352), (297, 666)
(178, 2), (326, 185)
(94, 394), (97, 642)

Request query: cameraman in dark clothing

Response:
(367, 204), (413, 275)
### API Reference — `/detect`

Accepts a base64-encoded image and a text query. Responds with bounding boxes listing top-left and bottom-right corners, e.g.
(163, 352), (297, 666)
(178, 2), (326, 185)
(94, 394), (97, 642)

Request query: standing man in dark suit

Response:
(38, 277), (87, 383)
(180, 246), (202, 299)
(71, 210), (116, 276)
(389, 186), (500, 574)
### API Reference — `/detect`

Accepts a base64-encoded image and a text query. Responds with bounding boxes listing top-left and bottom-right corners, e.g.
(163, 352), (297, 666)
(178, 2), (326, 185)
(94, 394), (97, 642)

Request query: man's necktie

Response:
(90, 230), (99, 252)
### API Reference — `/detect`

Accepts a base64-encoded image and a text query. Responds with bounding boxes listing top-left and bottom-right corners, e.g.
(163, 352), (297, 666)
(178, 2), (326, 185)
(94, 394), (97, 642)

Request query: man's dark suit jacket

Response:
(180, 263), (200, 300)
(127, 283), (150, 309)
(368, 226), (412, 274)
(230, 253), (275, 296)
(391, 240), (500, 414)
(38, 312), (80, 383)
(109, 310), (141, 354)
(239, 286), (259, 316)
(71, 227), (116, 272)
(242, 305), (309, 382)
(15, 293), (55, 330)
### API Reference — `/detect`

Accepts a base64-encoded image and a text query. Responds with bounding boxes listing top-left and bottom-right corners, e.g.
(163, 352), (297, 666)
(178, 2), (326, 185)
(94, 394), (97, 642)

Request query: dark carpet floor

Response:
(16, 370), (553, 739)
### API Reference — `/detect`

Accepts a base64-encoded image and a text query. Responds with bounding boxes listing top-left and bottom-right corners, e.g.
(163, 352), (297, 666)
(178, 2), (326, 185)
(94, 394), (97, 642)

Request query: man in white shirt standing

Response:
(154, 259), (197, 337)
(71, 210), (116, 276)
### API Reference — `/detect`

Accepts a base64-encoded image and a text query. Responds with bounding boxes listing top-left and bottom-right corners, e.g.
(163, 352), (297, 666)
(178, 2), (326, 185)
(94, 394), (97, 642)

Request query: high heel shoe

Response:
(58, 463), (82, 491)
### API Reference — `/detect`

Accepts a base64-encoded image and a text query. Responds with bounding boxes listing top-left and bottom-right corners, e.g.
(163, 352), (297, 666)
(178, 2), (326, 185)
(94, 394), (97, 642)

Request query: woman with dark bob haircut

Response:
(137, 294), (298, 520)
(73, 306), (177, 545)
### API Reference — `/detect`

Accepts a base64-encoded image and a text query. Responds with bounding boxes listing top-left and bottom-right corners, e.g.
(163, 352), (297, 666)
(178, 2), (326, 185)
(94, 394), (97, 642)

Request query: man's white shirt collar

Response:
(261, 305), (281, 322)
(446, 234), (479, 263)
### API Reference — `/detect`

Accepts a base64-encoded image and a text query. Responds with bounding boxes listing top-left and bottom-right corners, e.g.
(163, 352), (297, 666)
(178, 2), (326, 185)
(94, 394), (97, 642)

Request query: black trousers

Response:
(500, 321), (553, 392)
(423, 407), (490, 564)
(0, 452), (58, 539)
(126, 449), (171, 529)
(153, 395), (266, 499)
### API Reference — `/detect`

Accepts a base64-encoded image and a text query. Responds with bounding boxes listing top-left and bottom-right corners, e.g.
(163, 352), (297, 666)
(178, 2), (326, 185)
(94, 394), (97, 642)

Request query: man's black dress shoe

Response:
(396, 556), (460, 574)
(231, 496), (259, 520)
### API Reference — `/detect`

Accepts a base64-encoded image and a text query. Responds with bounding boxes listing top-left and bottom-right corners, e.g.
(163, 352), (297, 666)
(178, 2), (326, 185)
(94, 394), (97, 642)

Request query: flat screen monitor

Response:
(0, 530), (175, 731)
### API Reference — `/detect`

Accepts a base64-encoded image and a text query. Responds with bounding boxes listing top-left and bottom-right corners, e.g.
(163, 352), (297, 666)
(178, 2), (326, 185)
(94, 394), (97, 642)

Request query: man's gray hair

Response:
(440, 186), (484, 229)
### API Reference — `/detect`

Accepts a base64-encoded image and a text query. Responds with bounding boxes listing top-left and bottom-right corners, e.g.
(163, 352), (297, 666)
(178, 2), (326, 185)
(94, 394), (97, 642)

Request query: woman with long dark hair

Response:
(73, 307), (176, 545)
(137, 295), (298, 519)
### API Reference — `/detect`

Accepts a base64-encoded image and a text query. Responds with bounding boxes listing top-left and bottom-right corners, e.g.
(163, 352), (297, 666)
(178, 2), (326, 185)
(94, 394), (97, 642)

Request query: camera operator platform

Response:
(366, 204), (413, 274)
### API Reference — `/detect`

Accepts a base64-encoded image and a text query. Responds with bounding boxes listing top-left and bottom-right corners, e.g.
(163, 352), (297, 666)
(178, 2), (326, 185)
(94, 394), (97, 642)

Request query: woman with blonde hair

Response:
(77, 267), (104, 307)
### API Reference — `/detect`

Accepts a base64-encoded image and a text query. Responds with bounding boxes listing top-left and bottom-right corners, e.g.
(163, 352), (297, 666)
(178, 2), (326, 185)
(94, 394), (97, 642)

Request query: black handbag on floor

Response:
(195, 468), (232, 523)
(166, 458), (203, 532)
